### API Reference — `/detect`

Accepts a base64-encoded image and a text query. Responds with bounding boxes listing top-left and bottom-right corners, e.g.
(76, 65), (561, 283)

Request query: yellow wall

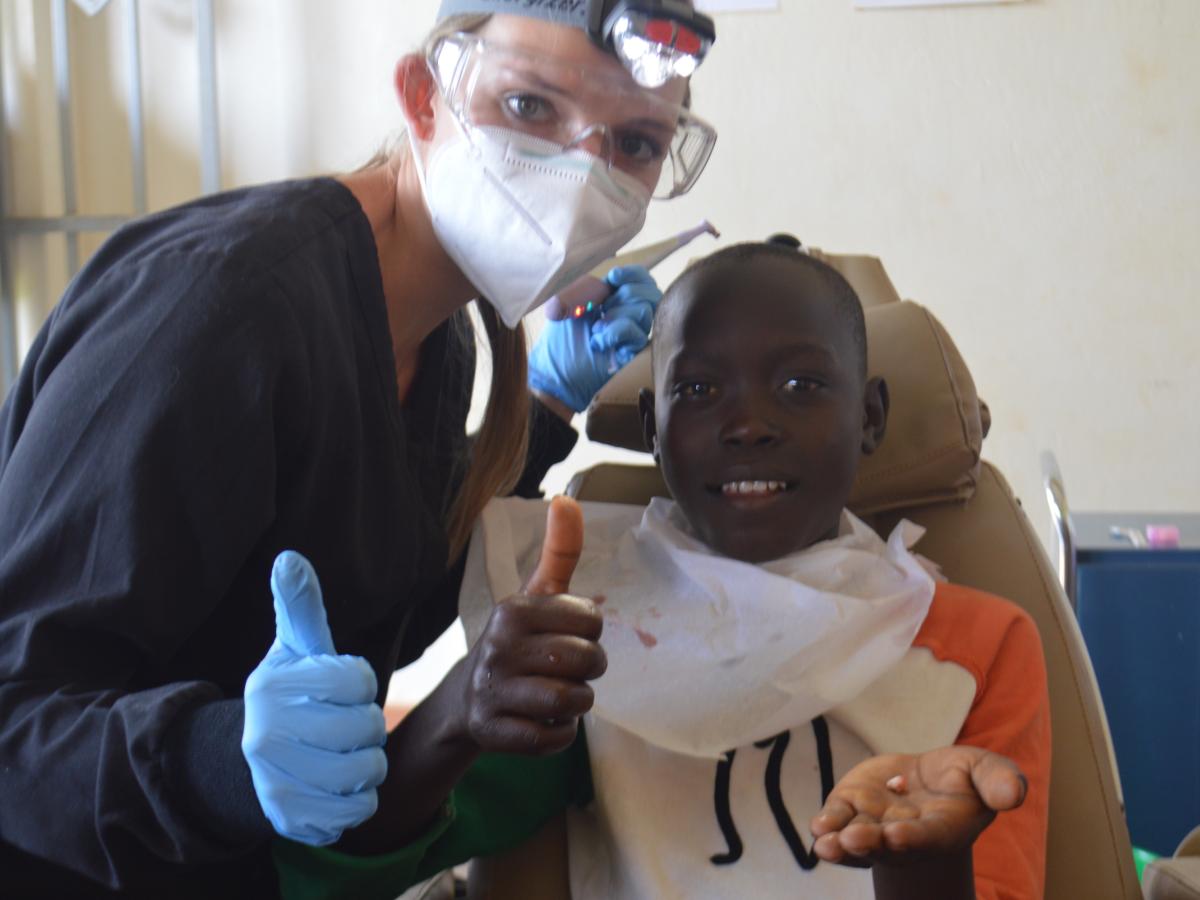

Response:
(3, 0), (1198, 552)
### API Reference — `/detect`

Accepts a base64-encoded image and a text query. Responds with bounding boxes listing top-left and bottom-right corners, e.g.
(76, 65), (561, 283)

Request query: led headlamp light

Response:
(589, 0), (716, 88)
(437, 0), (715, 89)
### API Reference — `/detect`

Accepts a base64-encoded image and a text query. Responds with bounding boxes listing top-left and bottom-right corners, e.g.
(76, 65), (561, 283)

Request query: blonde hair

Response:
(445, 302), (530, 561)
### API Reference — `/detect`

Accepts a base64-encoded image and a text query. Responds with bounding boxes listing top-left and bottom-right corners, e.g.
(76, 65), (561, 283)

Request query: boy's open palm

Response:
(809, 745), (1027, 866)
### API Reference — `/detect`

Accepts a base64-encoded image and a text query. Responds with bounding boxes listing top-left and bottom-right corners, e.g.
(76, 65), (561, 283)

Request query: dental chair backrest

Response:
(569, 250), (1142, 900)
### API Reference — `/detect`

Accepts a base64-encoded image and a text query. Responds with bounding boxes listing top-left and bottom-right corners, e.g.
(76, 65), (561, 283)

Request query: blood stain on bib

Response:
(634, 627), (658, 648)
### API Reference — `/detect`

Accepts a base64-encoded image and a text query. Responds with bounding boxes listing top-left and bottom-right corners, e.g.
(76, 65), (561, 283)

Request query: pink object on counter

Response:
(1146, 525), (1181, 549)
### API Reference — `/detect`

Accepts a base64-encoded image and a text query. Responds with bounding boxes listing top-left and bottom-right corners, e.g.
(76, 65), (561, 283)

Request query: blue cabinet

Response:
(1073, 513), (1200, 857)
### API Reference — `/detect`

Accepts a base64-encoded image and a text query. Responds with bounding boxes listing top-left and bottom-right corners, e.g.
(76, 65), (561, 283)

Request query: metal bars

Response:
(0, 1), (14, 388)
(51, 0), (80, 275)
(0, 0), (222, 391)
(195, 0), (218, 196)
(126, 0), (145, 214)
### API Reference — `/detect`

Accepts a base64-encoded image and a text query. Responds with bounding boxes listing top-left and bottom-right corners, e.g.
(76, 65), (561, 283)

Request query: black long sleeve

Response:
(0, 180), (488, 898)
(0, 247), (299, 893)
(0, 178), (581, 898)
(514, 398), (579, 500)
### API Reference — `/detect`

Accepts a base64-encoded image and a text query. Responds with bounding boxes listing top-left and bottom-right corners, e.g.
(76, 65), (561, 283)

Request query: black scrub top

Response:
(0, 179), (576, 898)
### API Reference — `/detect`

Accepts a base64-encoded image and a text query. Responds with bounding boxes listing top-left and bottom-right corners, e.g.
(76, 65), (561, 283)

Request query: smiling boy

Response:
(274, 243), (1050, 900)
(644, 242), (885, 564)
(452, 243), (1050, 899)
(603, 242), (1051, 898)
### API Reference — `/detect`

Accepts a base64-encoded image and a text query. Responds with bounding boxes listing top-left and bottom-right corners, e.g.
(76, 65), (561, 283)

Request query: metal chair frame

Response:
(1041, 449), (1078, 612)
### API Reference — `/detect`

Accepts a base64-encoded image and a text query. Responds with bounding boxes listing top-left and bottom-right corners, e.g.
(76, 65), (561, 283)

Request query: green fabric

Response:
(1133, 846), (1161, 883)
(273, 734), (592, 900)
(272, 802), (455, 900)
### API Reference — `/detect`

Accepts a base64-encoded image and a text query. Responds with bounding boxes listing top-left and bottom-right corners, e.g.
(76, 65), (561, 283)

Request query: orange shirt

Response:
(913, 583), (1052, 900)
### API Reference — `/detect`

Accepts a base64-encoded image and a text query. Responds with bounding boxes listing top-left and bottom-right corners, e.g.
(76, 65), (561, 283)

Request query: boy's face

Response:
(641, 258), (887, 563)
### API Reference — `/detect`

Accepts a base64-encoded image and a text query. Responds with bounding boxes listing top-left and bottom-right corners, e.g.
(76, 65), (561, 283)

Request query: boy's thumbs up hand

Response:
(242, 551), (388, 847)
(523, 495), (585, 596)
(453, 497), (606, 756)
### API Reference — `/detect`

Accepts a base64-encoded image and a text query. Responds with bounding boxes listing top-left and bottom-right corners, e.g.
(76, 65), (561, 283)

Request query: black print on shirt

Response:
(710, 716), (835, 871)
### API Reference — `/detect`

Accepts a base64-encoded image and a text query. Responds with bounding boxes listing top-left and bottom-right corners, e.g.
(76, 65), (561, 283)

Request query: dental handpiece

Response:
(543, 220), (720, 321)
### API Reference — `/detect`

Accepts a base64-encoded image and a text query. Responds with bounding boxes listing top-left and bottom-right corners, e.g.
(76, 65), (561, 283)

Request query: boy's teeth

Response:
(722, 480), (787, 496)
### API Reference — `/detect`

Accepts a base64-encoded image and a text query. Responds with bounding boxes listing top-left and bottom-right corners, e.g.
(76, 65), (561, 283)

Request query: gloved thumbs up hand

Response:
(271, 550), (336, 656)
(452, 497), (606, 756)
(242, 551), (388, 846)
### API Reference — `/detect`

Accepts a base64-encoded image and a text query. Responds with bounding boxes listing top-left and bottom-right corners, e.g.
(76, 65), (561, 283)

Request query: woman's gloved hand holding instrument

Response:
(242, 552), (388, 846)
(529, 265), (662, 414)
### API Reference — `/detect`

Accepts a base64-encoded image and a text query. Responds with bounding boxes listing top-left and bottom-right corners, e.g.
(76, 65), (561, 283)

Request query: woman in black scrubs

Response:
(0, 1), (717, 897)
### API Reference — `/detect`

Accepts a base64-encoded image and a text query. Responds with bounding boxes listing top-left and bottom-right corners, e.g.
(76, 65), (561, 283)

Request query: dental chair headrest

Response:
(585, 298), (985, 515)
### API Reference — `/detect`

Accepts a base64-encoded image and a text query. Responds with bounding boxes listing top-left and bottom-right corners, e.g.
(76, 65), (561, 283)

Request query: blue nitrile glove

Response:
(242, 551), (388, 846)
(528, 265), (662, 413)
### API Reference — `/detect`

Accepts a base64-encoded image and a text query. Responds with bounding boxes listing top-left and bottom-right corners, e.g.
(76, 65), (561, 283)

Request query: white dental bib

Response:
(459, 497), (935, 758)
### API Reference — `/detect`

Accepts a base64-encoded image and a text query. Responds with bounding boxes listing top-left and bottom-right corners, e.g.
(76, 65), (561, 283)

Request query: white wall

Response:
(574, 0), (1200, 553)
(4, 0), (1199, 558)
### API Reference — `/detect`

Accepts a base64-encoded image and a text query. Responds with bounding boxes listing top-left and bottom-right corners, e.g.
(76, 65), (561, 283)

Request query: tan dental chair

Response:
(566, 249), (1142, 900)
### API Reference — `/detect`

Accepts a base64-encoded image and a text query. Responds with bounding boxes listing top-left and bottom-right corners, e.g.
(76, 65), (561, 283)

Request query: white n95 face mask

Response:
(413, 124), (651, 328)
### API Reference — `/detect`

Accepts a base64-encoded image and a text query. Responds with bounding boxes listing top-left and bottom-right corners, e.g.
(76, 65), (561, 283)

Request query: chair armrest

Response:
(1145, 858), (1200, 900)
(1145, 828), (1200, 900)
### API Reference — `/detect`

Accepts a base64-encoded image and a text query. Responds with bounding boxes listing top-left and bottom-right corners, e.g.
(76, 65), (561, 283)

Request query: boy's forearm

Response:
(336, 658), (480, 855)
(871, 847), (976, 900)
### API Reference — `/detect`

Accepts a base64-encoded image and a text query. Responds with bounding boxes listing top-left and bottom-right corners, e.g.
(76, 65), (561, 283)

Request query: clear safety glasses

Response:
(427, 33), (717, 200)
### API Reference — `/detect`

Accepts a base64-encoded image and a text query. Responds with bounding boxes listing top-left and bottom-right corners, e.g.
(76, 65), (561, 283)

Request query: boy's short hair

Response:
(653, 241), (869, 378)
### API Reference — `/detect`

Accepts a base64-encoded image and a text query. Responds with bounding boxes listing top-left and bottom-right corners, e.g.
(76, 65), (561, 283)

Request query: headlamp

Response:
(590, 0), (716, 88)
(437, 0), (716, 89)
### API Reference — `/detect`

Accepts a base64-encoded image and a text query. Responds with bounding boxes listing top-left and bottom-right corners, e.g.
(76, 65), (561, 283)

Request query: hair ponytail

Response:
(445, 303), (531, 560)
